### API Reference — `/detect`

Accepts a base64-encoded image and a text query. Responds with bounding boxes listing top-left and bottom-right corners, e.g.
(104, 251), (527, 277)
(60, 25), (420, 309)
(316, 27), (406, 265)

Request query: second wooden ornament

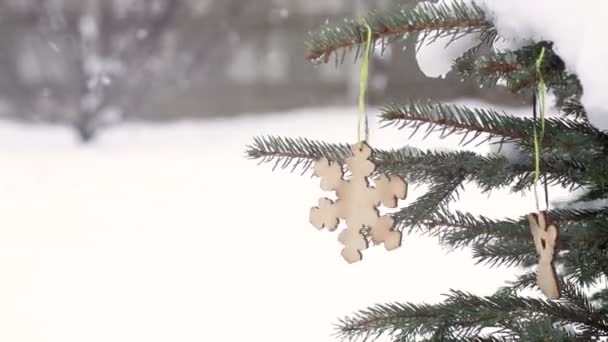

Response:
(528, 212), (560, 299)
(310, 142), (408, 263)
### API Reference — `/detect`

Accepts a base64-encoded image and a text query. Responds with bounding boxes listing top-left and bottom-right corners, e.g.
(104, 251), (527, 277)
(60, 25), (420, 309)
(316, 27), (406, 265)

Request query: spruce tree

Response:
(246, 1), (608, 340)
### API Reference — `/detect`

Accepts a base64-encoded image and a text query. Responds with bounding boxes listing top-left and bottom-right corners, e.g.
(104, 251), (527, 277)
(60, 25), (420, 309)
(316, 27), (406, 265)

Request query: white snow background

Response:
(0, 100), (573, 342)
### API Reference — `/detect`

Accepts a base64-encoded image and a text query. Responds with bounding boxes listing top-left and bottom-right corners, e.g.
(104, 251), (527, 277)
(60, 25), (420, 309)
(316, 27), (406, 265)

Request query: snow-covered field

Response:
(0, 105), (559, 342)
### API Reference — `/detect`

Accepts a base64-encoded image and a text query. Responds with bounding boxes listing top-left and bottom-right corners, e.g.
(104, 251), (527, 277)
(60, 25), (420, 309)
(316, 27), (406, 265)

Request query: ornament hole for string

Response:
(541, 238), (546, 249)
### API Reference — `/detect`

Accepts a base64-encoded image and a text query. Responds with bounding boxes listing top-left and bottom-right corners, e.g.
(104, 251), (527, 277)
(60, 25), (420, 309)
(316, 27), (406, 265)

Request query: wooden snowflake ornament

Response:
(528, 212), (560, 299)
(310, 142), (408, 263)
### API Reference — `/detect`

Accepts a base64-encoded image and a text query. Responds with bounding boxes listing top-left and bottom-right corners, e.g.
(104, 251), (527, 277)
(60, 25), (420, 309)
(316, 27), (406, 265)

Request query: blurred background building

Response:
(0, 0), (517, 142)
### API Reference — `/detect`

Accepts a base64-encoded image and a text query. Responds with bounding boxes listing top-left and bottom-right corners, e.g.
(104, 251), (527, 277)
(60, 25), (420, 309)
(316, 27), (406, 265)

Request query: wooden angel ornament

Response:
(528, 212), (560, 299)
(309, 142), (408, 263)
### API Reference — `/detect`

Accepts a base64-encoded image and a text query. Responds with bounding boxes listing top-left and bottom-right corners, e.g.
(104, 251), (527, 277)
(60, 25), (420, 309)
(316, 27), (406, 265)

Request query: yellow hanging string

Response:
(533, 47), (546, 211)
(358, 18), (373, 144)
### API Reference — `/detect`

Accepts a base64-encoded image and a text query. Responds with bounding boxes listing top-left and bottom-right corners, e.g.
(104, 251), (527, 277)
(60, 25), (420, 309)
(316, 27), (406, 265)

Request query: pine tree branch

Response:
(454, 41), (587, 122)
(379, 100), (608, 170)
(398, 336), (512, 342)
(453, 42), (581, 96)
(446, 289), (608, 337)
(430, 207), (608, 249)
(500, 271), (605, 307)
(427, 207), (608, 284)
(560, 280), (598, 317)
(246, 136), (595, 235)
(380, 100), (603, 149)
(572, 186), (608, 203)
(248, 136), (608, 281)
(305, 1), (494, 63)
(375, 149), (526, 188)
(562, 246), (608, 287)
(427, 211), (528, 250)
(246, 136), (585, 190)
(245, 136), (353, 174)
(381, 101), (524, 144)
(552, 75), (586, 114)
(336, 287), (608, 341)
(420, 208), (608, 274)
(591, 288), (608, 313)
(393, 176), (466, 233)
(472, 239), (536, 268)
(561, 98), (587, 120)
(499, 270), (538, 293)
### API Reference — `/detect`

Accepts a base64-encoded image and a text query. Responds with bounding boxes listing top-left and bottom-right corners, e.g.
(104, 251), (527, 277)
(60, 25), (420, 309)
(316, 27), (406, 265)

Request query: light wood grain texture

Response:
(528, 212), (560, 299)
(310, 142), (408, 263)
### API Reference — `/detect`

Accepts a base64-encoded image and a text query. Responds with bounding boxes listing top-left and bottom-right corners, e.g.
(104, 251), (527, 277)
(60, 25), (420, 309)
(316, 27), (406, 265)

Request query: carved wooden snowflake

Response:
(528, 212), (560, 299)
(310, 142), (408, 263)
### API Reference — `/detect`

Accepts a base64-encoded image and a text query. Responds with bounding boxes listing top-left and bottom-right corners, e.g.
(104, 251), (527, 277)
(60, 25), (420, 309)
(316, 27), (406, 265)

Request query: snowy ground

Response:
(0, 104), (565, 342)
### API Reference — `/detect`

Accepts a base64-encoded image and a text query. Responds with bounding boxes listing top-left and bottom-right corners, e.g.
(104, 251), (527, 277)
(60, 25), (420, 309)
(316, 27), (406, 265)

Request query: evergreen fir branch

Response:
(375, 149), (529, 189)
(560, 280), (598, 317)
(452, 40), (585, 109)
(503, 272), (608, 304)
(428, 211), (528, 250)
(373, 148), (473, 183)
(561, 98), (587, 120)
(246, 136), (583, 190)
(500, 256), (607, 292)
(395, 333), (515, 342)
(375, 148), (569, 192)
(379, 100), (608, 159)
(247, 134), (601, 191)
(442, 205), (606, 238)
(462, 27), (499, 57)
(381, 100), (525, 144)
(453, 42), (581, 97)
(248, 135), (608, 279)
(335, 301), (437, 341)
(305, 1), (494, 63)
(446, 290), (608, 337)
(424, 207), (608, 272)
(558, 282), (608, 338)
(591, 288), (608, 313)
(336, 288), (608, 341)
(555, 207), (608, 226)
(247, 135), (597, 242)
(472, 239), (536, 268)
(398, 337), (511, 342)
(552, 75), (586, 113)
(572, 186), (608, 203)
(503, 155), (608, 191)
(562, 246), (608, 287)
(499, 271), (538, 293)
(454, 47), (525, 92)
(509, 158), (586, 192)
(380, 147), (584, 193)
(392, 176), (466, 232)
(248, 136), (608, 279)
(245, 136), (353, 174)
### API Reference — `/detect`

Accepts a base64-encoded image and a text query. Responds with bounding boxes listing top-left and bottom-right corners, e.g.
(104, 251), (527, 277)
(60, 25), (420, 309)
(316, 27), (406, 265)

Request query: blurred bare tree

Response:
(0, 0), (227, 142)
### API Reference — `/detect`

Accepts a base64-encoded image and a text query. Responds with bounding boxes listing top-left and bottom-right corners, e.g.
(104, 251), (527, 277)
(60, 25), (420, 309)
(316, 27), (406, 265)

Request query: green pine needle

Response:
(305, 1), (495, 64)
(335, 285), (608, 341)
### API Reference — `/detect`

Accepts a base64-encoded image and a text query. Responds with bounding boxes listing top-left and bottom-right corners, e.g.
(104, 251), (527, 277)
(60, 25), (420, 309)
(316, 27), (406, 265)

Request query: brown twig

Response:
(381, 110), (525, 141)
(306, 19), (490, 62)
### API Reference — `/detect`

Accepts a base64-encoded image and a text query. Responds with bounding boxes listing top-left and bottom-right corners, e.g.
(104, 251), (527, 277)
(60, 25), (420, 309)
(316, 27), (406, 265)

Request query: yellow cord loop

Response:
(533, 47), (546, 211)
(358, 18), (373, 144)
